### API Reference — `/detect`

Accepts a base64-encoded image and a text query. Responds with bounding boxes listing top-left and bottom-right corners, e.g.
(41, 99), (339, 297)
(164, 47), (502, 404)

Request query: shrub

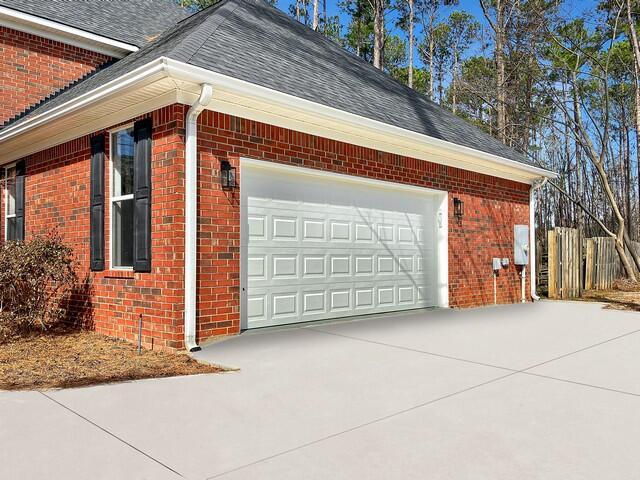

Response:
(0, 232), (77, 341)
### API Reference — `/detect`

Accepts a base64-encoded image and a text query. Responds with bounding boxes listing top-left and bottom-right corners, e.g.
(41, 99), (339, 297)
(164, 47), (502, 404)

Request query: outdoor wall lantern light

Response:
(453, 197), (464, 220)
(220, 160), (237, 190)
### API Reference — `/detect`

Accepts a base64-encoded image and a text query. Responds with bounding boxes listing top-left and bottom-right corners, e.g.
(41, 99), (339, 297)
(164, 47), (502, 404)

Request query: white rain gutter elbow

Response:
(530, 177), (548, 301)
(184, 83), (213, 352)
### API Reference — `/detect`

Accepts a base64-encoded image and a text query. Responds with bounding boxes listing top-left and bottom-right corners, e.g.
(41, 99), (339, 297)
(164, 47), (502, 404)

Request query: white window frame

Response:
(4, 163), (16, 242)
(109, 124), (135, 271)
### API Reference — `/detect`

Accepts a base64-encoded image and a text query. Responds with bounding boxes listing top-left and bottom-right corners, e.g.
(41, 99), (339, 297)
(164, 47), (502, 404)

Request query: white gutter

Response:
(530, 177), (548, 301)
(0, 56), (556, 183)
(164, 59), (557, 181)
(0, 6), (139, 58)
(184, 83), (213, 352)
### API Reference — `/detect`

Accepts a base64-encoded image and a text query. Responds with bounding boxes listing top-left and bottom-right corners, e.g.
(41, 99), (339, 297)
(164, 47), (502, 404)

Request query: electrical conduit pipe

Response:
(184, 83), (213, 352)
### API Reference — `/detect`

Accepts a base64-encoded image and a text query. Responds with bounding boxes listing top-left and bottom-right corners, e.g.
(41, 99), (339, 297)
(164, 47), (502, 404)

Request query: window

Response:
(4, 166), (17, 241)
(111, 127), (135, 268)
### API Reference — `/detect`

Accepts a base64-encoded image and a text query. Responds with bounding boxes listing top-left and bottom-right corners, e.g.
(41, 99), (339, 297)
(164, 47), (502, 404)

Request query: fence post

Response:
(548, 229), (557, 299)
(585, 239), (594, 290)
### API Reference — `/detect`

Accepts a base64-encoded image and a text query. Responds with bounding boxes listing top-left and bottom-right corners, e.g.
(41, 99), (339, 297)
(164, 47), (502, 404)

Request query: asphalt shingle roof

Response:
(0, 0), (188, 47)
(2, 0), (535, 166)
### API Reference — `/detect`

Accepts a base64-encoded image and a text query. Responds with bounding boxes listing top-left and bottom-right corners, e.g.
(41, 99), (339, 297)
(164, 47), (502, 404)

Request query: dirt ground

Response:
(581, 279), (640, 312)
(0, 331), (224, 391)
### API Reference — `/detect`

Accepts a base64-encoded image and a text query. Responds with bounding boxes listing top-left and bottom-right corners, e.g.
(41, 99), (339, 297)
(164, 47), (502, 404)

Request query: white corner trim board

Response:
(0, 6), (139, 58)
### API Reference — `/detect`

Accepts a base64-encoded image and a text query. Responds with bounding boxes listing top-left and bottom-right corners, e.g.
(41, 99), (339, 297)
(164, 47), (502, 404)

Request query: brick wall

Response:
(0, 27), (111, 126)
(193, 108), (531, 342)
(1, 105), (187, 350)
(1, 103), (530, 350)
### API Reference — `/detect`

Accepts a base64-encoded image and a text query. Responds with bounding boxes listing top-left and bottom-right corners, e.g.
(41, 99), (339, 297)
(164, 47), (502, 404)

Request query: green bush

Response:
(0, 232), (77, 341)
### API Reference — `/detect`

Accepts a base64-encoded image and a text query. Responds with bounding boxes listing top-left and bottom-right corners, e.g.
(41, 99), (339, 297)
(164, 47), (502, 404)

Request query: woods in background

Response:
(178, 0), (640, 278)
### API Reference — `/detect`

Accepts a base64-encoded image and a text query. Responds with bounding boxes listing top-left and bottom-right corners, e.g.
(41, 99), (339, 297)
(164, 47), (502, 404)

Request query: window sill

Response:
(102, 270), (136, 279)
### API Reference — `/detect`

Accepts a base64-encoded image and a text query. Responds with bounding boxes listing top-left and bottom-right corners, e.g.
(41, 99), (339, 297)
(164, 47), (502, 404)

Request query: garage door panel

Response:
(242, 163), (442, 329)
(246, 251), (433, 288)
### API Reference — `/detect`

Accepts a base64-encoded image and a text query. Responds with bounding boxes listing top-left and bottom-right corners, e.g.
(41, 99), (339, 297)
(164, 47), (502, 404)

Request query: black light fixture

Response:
(220, 160), (237, 190)
(453, 197), (464, 220)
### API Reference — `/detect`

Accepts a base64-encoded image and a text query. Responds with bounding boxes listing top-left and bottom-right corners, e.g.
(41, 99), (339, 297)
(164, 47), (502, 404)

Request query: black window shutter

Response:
(133, 118), (152, 272)
(90, 134), (105, 271)
(14, 160), (25, 241)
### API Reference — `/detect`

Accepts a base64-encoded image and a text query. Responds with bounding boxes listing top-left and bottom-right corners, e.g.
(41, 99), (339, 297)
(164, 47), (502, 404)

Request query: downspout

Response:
(184, 83), (213, 352)
(529, 177), (548, 301)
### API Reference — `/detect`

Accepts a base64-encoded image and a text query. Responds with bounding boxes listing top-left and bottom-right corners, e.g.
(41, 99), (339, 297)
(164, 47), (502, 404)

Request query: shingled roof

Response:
(1, 0), (535, 167)
(0, 0), (188, 47)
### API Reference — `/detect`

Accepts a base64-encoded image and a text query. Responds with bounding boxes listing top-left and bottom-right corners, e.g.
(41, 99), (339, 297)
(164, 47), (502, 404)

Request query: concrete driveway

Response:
(2, 301), (640, 479)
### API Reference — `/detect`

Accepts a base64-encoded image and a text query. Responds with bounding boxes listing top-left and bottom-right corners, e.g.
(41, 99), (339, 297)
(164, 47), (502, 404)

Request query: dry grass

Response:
(0, 331), (223, 391)
(581, 279), (640, 312)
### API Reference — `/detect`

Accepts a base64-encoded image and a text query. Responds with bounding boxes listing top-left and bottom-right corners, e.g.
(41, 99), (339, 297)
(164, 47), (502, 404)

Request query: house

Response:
(0, 0), (556, 351)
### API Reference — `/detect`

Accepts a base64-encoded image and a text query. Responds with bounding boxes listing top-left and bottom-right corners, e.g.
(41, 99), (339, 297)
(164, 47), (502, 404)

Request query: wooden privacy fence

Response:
(547, 227), (582, 299)
(547, 228), (638, 299)
(584, 237), (622, 290)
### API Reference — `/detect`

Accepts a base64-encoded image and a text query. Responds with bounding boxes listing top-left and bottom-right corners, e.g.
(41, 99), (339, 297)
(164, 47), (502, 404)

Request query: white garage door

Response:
(240, 160), (447, 329)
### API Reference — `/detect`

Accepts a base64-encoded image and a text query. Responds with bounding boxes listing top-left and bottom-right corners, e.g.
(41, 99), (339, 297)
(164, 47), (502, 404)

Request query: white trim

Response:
(0, 6), (138, 58)
(0, 56), (557, 184)
(109, 126), (135, 271)
(165, 59), (556, 182)
(3, 164), (16, 242)
(107, 122), (135, 134)
(240, 158), (446, 197)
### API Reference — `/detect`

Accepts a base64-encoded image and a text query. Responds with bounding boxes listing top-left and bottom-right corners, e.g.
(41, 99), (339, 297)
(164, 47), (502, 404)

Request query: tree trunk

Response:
(495, 0), (507, 142)
(569, 69), (584, 231)
(312, 0), (319, 30)
(373, 0), (384, 69)
(296, 0), (301, 22)
(452, 51), (458, 113)
(428, 13), (435, 100)
(408, 0), (414, 88)
(322, 0), (327, 33)
(627, 0), (640, 240)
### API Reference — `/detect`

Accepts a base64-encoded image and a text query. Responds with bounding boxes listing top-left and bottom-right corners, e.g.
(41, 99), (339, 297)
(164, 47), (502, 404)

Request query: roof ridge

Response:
(167, 0), (238, 62)
(183, 0), (245, 64)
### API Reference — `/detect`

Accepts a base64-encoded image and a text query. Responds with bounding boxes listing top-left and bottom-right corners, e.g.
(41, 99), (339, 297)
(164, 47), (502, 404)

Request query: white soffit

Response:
(0, 57), (556, 184)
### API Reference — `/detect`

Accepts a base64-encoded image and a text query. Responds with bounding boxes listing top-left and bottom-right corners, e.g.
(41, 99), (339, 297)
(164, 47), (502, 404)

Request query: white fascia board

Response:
(0, 6), (138, 58)
(164, 59), (557, 183)
(0, 55), (557, 183)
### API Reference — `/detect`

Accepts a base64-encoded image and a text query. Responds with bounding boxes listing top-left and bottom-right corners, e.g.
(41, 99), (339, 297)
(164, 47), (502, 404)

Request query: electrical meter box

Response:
(514, 225), (529, 266)
(492, 258), (502, 271)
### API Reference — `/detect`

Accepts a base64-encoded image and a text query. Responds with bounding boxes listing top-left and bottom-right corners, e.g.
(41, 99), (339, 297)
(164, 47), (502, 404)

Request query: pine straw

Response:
(0, 331), (223, 391)
(581, 279), (640, 312)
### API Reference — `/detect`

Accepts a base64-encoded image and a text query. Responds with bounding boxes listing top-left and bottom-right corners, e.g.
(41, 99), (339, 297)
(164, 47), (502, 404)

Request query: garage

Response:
(240, 159), (449, 329)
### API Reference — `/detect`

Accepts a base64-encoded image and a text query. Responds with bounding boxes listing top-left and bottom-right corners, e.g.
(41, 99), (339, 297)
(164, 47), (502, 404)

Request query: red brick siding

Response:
(1, 103), (530, 349)
(193, 108), (531, 342)
(0, 27), (110, 126)
(0, 105), (187, 350)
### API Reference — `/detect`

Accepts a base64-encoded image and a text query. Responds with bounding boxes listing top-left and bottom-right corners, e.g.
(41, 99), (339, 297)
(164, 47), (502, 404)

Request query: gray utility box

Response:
(514, 225), (529, 266)
(492, 257), (502, 271)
